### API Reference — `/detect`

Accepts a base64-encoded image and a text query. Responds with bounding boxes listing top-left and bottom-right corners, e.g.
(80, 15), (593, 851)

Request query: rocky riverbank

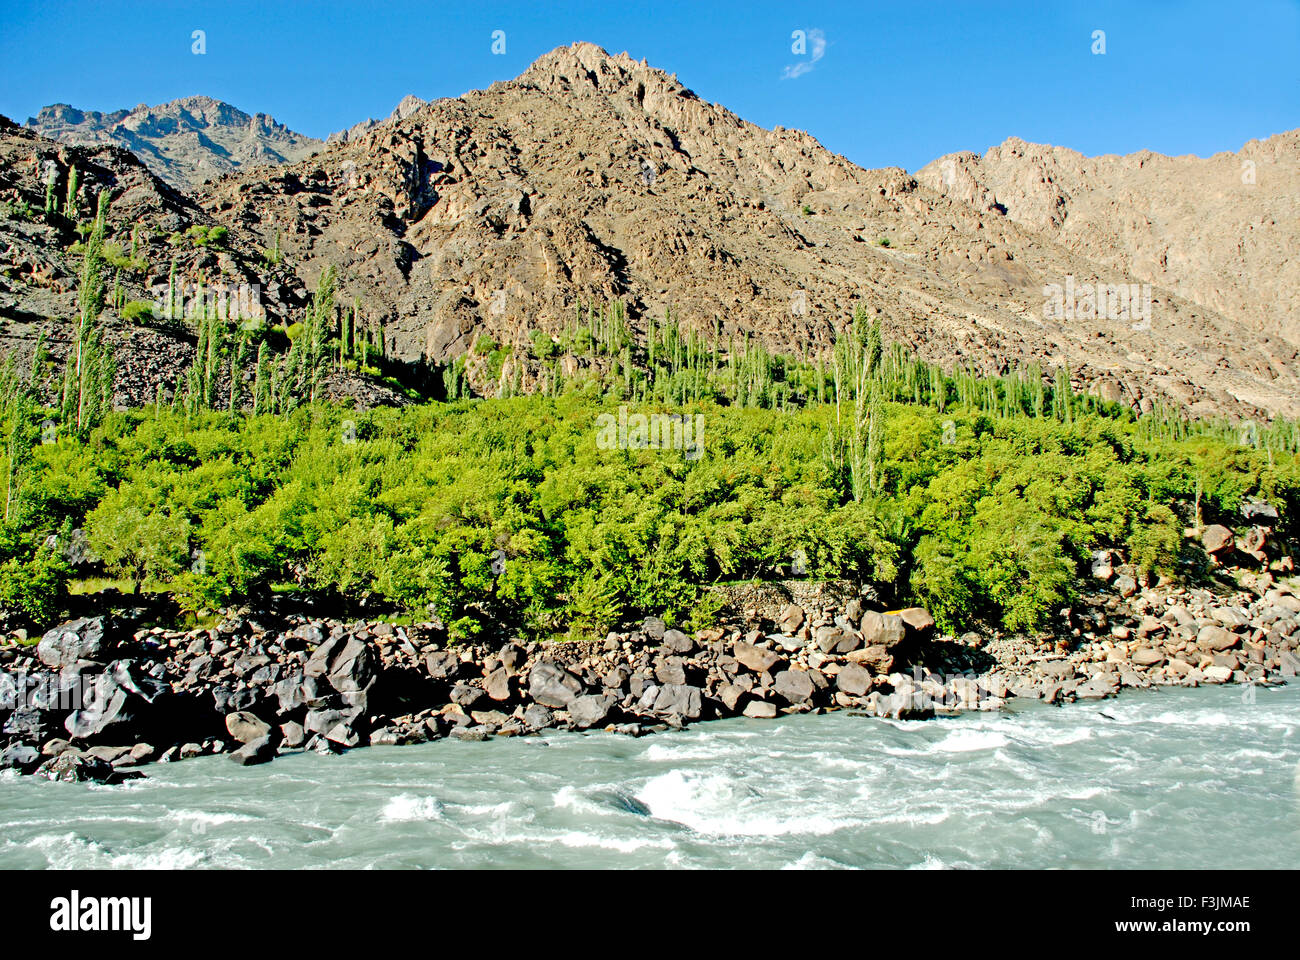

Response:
(2, 537), (1297, 784)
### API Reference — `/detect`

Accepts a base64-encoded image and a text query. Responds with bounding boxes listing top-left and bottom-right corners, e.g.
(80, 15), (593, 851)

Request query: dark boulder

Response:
(528, 660), (583, 708)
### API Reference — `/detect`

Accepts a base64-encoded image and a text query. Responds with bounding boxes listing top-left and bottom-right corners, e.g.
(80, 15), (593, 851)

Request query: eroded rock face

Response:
(26, 96), (322, 192)
(188, 43), (1298, 417)
(917, 133), (1300, 361)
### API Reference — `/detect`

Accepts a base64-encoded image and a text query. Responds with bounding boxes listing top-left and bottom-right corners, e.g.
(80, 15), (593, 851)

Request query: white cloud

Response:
(782, 29), (826, 79)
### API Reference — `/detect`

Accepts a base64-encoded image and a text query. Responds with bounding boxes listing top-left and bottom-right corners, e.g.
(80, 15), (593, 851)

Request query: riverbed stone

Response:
(528, 660), (583, 707)
(773, 669), (815, 704)
(225, 711), (271, 744)
(732, 642), (782, 674)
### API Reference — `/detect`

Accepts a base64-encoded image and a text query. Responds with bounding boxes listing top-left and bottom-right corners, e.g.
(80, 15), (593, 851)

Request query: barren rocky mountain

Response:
(195, 42), (1299, 417)
(26, 96), (321, 191)
(327, 94), (429, 145)
(3, 43), (1297, 418)
(0, 117), (406, 409)
(917, 133), (1300, 351)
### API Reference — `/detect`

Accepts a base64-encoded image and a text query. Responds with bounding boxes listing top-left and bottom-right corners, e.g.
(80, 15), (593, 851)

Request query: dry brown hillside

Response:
(194, 43), (1299, 417)
(917, 132), (1300, 351)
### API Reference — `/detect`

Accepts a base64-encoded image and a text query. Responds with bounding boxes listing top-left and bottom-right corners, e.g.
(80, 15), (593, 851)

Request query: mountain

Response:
(916, 133), (1300, 350)
(25, 96), (321, 191)
(3, 43), (1297, 418)
(327, 94), (428, 145)
(0, 116), (407, 410)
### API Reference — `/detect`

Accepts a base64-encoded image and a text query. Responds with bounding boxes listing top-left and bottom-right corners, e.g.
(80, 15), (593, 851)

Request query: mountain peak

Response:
(25, 96), (321, 190)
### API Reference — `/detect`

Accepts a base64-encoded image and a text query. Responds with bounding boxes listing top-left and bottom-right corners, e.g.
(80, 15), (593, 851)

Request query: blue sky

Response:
(1, 0), (1296, 171)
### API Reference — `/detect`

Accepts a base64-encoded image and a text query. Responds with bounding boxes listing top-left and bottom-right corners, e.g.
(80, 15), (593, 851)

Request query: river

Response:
(2, 683), (1296, 869)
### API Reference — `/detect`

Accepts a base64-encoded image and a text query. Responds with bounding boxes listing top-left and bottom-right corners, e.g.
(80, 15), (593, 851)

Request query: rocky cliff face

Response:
(26, 96), (321, 191)
(0, 117), (410, 409)
(916, 134), (1300, 353)
(197, 42), (1300, 417)
(5, 43), (1299, 418)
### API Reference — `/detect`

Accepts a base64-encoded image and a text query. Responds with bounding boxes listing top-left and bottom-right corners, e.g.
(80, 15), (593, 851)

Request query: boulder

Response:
(0, 743), (39, 772)
(1197, 626), (1240, 652)
(36, 752), (118, 783)
(845, 644), (894, 672)
(1201, 525), (1234, 555)
(37, 617), (123, 668)
(305, 635), (374, 695)
(1037, 660), (1077, 679)
(661, 629), (694, 655)
(778, 604), (805, 634)
(654, 657), (687, 686)
(224, 711), (272, 744)
(898, 608), (935, 638)
(742, 701), (778, 719)
(528, 660), (583, 708)
(860, 611), (907, 648)
(229, 736), (276, 766)
(651, 683), (703, 720)
(835, 662), (873, 697)
(732, 642), (782, 674)
(483, 667), (513, 702)
(280, 721), (305, 748)
(1131, 648), (1166, 667)
(814, 626), (846, 653)
(773, 669), (815, 704)
(522, 704), (554, 729)
(569, 694), (616, 729)
(424, 651), (461, 681)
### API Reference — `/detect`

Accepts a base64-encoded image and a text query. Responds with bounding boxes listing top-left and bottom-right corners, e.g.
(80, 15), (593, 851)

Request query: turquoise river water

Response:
(2, 683), (1297, 869)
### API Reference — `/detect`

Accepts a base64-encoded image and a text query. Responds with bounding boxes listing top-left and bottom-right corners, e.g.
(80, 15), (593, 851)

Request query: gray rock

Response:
(652, 683), (703, 719)
(654, 657), (687, 685)
(1037, 660), (1076, 679)
(569, 694), (616, 729)
(835, 663), (873, 697)
(424, 650), (461, 681)
(229, 735), (276, 766)
(1198, 626), (1240, 651)
(1, 743), (39, 771)
(860, 611), (907, 648)
(898, 608), (936, 637)
(732, 642), (782, 674)
(522, 703), (554, 729)
(36, 752), (117, 783)
(528, 660), (583, 708)
(280, 720), (305, 748)
(36, 617), (122, 668)
(224, 710), (271, 744)
(773, 669), (815, 704)
(1201, 525), (1234, 554)
(484, 667), (513, 701)
(661, 629), (694, 654)
(1131, 647), (1166, 667)
(778, 604), (805, 634)
(450, 682), (485, 708)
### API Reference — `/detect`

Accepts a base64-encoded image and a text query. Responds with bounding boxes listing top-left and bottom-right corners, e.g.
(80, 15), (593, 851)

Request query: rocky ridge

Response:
(26, 96), (321, 192)
(195, 42), (1300, 417)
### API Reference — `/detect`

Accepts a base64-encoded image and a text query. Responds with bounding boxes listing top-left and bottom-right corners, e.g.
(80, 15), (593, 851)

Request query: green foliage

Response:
(85, 479), (191, 593)
(122, 300), (155, 323)
(184, 224), (228, 248)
